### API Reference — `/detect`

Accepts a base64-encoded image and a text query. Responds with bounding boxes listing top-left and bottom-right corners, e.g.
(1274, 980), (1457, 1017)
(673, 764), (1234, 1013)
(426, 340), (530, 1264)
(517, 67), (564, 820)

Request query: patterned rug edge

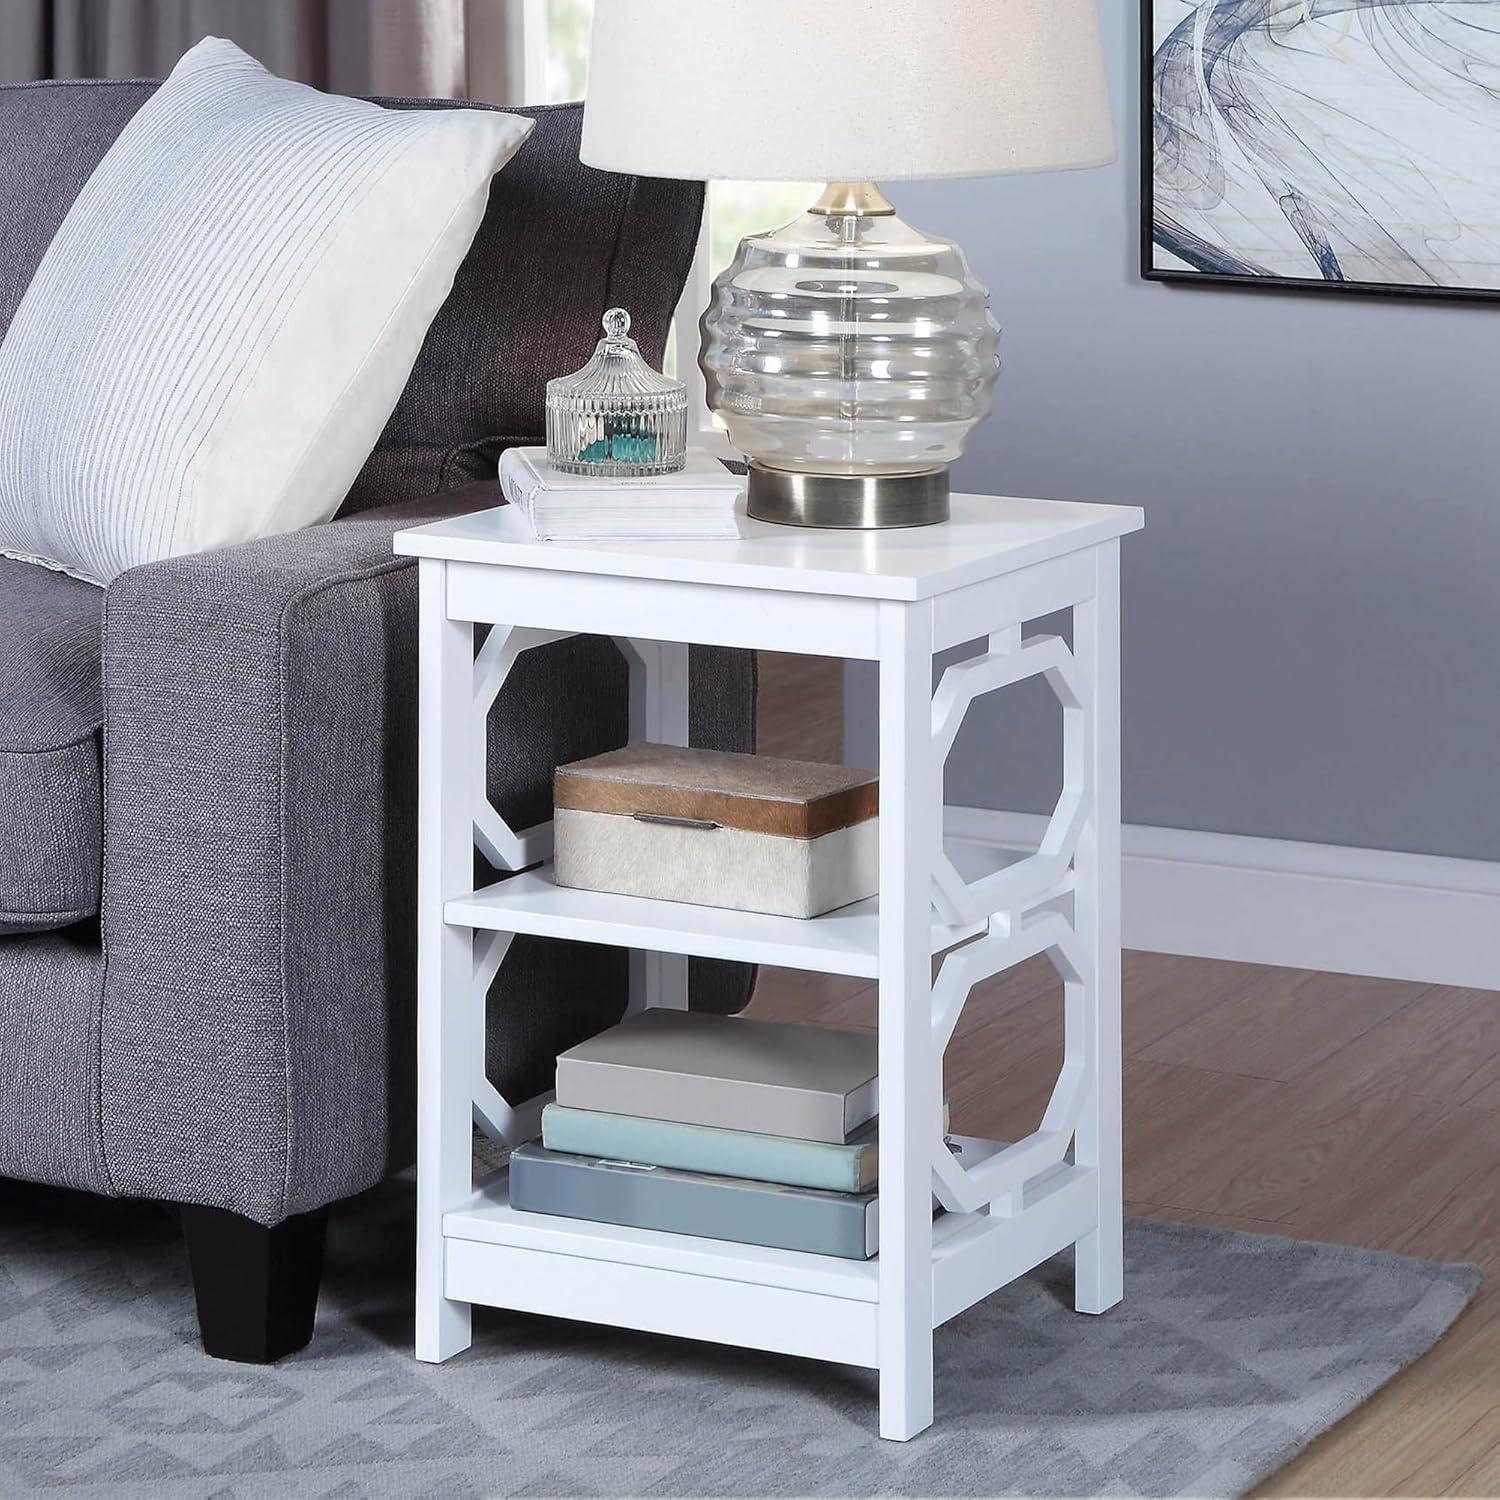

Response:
(1129, 1216), (1483, 1499)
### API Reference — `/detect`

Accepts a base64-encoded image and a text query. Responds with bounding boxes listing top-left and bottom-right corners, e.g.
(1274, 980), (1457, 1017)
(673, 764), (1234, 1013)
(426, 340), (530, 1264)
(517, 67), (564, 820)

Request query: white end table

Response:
(395, 492), (1143, 1441)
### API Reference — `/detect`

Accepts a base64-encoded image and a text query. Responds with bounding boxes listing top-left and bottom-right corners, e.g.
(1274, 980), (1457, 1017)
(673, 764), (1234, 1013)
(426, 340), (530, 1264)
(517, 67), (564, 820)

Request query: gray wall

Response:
(849, 0), (1500, 864)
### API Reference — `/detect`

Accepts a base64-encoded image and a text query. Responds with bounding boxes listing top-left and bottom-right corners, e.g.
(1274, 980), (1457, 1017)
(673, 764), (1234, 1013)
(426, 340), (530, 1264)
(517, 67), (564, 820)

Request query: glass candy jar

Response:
(546, 309), (688, 476)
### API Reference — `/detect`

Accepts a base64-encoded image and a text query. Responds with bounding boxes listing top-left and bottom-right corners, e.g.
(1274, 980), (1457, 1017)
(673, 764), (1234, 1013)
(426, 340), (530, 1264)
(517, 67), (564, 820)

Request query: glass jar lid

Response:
(546, 308), (686, 414)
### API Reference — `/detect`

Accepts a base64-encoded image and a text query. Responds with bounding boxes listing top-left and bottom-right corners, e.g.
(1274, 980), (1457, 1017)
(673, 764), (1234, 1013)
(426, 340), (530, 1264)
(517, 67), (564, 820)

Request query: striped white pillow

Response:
(0, 38), (533, 585)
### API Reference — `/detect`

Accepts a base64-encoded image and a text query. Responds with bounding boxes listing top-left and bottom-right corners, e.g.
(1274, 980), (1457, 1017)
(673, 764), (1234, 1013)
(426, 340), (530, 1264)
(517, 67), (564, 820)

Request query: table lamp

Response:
(580, 0), (1114, 529)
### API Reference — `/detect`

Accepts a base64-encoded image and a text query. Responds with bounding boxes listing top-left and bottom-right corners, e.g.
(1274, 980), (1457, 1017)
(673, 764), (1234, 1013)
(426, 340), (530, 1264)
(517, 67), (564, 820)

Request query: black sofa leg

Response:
(179, 1202), (330, 1363)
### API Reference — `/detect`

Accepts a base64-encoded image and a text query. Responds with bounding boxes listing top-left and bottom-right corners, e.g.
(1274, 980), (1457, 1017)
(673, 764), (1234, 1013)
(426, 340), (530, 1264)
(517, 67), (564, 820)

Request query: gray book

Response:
(554, 1010), (879, 1144)
(509, 1143), (877, 1259)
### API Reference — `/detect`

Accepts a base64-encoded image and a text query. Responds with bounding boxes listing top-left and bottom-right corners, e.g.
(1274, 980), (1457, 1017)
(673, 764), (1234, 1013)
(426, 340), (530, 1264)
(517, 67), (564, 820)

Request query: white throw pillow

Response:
(0, 37), (533, 584)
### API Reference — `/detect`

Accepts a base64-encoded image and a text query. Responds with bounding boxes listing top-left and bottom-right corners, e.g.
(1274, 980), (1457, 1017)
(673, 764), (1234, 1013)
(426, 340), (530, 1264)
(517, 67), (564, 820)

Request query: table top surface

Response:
(394, 491), (1143, 601)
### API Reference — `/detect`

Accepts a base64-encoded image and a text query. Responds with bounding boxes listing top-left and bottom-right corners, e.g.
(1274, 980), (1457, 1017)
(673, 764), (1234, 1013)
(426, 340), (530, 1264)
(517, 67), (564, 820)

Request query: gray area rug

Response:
(0, 1173), (1479, 1499)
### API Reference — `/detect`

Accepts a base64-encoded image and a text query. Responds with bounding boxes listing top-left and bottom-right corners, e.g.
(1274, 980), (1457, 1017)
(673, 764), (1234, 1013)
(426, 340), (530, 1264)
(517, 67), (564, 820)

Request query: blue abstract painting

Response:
(1145, 0), (1500, 295)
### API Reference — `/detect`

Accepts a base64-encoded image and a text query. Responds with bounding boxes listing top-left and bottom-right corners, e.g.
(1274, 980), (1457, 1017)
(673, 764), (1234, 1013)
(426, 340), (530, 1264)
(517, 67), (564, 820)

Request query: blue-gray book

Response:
(541, 1103), (879, 1191)
(509, 1143), (878, 1259)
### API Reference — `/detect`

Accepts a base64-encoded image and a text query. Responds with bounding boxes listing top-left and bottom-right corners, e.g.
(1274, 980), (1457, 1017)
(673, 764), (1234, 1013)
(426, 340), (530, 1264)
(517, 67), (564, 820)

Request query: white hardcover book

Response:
(498, 446), (743, 541)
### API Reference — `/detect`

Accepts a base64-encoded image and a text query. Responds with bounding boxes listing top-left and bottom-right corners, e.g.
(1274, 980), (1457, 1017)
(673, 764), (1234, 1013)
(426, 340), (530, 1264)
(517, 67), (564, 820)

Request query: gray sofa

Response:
(0, 81), (755, 1361)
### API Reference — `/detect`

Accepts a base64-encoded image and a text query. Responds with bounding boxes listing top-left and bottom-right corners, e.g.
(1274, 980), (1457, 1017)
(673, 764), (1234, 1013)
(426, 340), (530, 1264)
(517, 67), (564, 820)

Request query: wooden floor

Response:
(754, 651), (1500, 1496)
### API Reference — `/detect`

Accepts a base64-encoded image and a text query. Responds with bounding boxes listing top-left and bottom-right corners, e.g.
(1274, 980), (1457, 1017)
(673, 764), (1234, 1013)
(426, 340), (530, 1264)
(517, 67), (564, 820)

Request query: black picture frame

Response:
(1138, 0), (1500, 305)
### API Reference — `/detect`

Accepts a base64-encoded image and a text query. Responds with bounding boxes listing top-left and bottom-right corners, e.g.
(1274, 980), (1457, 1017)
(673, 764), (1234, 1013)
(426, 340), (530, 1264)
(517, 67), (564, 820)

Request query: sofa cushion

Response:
(0, 556), (103, 934)
(341, 101), (705, 513)
(0, 39), (534, 584)
(0, 923), (108, 1192)
(0, 82), (704, 524)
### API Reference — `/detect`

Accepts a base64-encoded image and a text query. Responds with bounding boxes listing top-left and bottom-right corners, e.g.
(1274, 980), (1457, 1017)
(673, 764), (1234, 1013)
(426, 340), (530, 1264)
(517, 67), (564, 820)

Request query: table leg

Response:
(876, 600), (939, 1440)
(416, 559), (476, 1362)
(1072, 542), (1125, 1314)
(625, 637), (691, 1013)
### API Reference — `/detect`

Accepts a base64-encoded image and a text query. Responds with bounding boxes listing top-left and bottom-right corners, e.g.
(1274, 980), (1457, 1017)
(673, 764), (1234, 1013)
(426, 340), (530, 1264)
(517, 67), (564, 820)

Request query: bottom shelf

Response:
(441, 1145), (1099, 1366)
(447, 1163), (882, 1300)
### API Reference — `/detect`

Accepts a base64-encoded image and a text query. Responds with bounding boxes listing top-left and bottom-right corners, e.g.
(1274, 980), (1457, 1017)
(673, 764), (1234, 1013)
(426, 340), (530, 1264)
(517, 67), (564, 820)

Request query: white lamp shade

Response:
(580, 0), (1114, 183)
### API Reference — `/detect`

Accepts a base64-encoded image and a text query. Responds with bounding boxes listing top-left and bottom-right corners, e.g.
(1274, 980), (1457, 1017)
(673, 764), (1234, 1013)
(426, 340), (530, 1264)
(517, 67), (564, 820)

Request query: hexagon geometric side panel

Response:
(928, 910), (1090, 1213)
(930, 633), (1091, 927)
(471, 625), (573, 872)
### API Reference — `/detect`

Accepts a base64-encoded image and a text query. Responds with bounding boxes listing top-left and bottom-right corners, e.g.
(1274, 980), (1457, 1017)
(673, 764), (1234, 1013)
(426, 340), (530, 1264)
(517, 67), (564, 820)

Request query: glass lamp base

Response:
(700, 181), (999, 530)
(747, 462), (950, 529)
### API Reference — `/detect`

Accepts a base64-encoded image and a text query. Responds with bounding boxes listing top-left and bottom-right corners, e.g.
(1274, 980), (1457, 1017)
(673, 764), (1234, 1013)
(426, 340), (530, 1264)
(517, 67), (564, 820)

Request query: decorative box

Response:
(553, 744), (878, 919)
(545, 307), (688, 477)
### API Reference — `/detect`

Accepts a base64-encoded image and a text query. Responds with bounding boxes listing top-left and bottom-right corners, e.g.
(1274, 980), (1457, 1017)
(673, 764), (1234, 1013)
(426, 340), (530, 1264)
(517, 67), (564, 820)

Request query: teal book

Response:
(542, 1103), (879, 1192)
(509, 1143), (878, 1259)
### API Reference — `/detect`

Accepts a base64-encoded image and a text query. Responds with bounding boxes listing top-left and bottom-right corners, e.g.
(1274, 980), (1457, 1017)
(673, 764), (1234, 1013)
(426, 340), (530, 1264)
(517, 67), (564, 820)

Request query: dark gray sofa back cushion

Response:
(0, 83), (704, 517)
(0, 81), (147, 336)
(347, 98), (704, 512)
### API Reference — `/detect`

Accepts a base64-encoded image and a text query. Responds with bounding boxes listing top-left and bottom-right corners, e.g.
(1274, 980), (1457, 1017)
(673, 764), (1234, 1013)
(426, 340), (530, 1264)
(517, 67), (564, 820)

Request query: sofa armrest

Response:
(98, 499), (446, 1225)
(97, 495), (756, 1226)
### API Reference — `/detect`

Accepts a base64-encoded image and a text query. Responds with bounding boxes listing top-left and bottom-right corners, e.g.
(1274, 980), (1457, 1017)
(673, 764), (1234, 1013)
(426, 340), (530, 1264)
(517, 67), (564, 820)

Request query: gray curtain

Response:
(0, 0), (517, 99)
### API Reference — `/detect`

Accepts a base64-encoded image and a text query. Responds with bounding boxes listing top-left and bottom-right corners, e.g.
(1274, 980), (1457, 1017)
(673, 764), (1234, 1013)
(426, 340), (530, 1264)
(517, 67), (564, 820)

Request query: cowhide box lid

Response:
(554, 744), (877, 839)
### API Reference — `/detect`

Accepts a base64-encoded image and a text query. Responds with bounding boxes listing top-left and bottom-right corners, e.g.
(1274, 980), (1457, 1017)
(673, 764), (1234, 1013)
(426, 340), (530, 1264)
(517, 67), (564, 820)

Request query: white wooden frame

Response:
(412, 533), (1126, 1441)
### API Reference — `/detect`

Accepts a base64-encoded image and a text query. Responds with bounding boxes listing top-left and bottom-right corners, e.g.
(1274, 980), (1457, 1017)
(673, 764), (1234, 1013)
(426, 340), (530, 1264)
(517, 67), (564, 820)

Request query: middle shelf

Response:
(447, 861), (988, 978)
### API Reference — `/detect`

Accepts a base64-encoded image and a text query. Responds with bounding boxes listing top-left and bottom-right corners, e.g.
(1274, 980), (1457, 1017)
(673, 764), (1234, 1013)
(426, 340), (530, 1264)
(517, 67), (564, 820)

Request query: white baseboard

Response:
(945, 807), (1500, 991)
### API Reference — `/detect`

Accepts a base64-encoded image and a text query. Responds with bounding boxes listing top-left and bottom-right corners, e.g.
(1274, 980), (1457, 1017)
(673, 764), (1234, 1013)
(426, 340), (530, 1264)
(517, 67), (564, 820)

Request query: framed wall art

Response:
(1142, 0), (1500, 300)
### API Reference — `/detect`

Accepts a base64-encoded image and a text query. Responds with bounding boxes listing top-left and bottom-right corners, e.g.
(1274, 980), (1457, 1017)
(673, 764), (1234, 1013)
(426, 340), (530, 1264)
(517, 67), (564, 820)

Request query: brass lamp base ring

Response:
(746, 463), (950, 530)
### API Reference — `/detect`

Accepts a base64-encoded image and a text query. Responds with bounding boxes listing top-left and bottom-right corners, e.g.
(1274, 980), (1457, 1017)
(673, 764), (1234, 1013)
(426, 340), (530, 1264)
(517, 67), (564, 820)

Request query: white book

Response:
(554, 1010), (879, 1143)
(499, 446), (743, 541)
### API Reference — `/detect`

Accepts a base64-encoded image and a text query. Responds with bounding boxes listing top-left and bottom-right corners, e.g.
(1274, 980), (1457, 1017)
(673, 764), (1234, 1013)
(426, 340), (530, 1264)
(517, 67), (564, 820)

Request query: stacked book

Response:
(509, 1010), (886, 1259)
(499, 446), (743, 541)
